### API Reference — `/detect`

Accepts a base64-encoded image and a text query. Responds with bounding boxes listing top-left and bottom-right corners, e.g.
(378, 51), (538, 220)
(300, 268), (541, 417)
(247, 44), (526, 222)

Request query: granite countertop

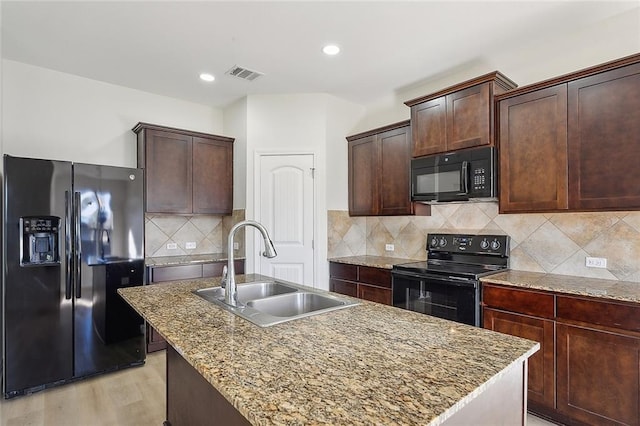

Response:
(145, 253), (244, 267)
(328, 255), (422, 269)
(482, 270), (640, 304)
(119, 274), (538, 426)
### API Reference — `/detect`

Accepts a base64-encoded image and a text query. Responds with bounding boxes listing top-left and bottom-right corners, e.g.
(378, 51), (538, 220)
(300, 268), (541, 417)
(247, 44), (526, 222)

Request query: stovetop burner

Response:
(392, 233), (510, 280)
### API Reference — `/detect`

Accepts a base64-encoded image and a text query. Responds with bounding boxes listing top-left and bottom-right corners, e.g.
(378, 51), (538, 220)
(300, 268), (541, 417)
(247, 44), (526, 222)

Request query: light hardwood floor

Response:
(0, 351), (558, 425)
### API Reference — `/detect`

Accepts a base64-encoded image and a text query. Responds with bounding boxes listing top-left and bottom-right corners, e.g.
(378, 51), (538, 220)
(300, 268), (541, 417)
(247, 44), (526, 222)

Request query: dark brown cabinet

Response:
(483, 285), (556, 413)
(133, 122), (234, 215)
(483, 281), (640, 426)
(405, 72), (516, 157)
(329, 262), (392, 305)
(497, 53), (640, 213)
(347, 121), (412, 216)
(145, 260), (244, 352)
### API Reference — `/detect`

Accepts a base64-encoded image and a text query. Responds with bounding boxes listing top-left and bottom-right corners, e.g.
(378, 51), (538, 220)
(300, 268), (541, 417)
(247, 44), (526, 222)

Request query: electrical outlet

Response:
(233, 242), (239, 250)
(385, 244), (395, 252)
(185, 242), (196, 249)
(586, 257), (607, 268)
(166, 243), (177, 250)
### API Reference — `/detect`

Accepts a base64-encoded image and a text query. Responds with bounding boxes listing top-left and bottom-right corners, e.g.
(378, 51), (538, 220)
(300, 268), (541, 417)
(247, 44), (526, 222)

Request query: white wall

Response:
(351, 6), (640, 133)
(223, 97), (248, 210)
(231, 93), (362, 288)
(2, 60), (223, 167)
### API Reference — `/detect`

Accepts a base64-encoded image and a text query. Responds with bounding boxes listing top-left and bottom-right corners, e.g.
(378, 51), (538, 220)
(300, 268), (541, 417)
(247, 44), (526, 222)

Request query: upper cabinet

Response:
(497, 54), (640, 213)
(133, 123), (234, 215)
(405, 72), (517, 157)
(347, 121), (413, 216)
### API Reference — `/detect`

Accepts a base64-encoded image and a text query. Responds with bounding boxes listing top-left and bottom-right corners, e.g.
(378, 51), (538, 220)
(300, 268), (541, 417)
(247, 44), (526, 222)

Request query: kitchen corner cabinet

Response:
(347, 121), (412, 216)
(145, 260), (244, 353)
(483, 282), (640, 426)
(133, 122), (234, 215)
(329, 262), (391, 305)
(497, 53), (640, 213)
(404, 72), (517, 157)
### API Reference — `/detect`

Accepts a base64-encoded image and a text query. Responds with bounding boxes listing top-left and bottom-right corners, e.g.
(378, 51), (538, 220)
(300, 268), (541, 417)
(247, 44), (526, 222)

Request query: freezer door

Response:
(72, 164), (145, 377)
(2, 156), (74, 397)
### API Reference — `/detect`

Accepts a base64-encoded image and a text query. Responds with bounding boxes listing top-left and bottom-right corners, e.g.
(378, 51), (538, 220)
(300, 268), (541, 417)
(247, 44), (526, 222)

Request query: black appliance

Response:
(392, 233), (509, 326)
(2, 155), (146, 398)
(411, 146), (496, 202)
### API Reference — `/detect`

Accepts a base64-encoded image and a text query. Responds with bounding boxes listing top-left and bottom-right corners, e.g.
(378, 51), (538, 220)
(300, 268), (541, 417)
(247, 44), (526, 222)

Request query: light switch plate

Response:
(166, 243), (177, 250)
(186, 242), (197, 249)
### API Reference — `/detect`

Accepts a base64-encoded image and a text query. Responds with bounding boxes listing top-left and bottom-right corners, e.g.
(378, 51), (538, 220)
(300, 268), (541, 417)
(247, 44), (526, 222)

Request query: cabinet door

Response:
(145, 130), (193, 213)
(568, 62), (640, 210)
(378, 126), (412, 215)
(557, 323), (640, 425)
(348, 136), (378, 215)
(483, 308), (555, 411)
(358, 284), (391, 305)
(446, 82), (491, 151)
(330, 278), (358, 298)
(411, 96), (447, 157)
(499, 84), (568, 213)
(192, 137), (233, 214)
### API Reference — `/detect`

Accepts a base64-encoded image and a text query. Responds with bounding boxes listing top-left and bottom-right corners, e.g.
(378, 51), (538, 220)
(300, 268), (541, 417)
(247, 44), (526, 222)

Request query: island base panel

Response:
(166, 345), (251, 426)
(442, 359), (527, 426)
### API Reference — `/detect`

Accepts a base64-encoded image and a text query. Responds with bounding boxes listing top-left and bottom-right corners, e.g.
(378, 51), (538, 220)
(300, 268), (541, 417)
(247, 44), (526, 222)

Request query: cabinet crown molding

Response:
(132, 122), (235, 143)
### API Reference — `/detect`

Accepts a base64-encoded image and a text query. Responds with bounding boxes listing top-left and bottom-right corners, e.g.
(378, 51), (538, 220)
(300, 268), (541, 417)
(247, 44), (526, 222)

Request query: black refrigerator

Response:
(2, 155), (146, 398)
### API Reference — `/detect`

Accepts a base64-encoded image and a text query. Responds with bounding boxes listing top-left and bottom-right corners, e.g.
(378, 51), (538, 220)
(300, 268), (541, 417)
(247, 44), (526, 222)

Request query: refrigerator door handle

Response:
(65, 191), (72, 300)
(74, 191), (82, 299)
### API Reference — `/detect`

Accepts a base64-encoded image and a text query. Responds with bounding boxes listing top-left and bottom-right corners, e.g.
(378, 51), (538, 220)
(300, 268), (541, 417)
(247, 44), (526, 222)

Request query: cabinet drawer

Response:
(557, 296), (640, 333)
(330, 278), (358, 297)
(358, 284), (392, 305)
(483, 285), (555, 319)
(150, 264), (202, 283)
(329, 263), (358, 281)
(359, 266), (391, 288)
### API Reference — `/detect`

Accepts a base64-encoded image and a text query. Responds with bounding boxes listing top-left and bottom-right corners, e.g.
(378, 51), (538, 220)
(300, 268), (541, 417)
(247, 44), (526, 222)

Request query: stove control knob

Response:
(430, 237), (439, 248)
(490, 240), (501, 250)
(439, 238), (447, 247)
(480, 240), (490, 250)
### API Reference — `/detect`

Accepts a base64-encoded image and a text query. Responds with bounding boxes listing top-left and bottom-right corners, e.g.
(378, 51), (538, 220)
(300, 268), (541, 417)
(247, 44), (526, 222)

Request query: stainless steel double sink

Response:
(194, 280), (359, 327)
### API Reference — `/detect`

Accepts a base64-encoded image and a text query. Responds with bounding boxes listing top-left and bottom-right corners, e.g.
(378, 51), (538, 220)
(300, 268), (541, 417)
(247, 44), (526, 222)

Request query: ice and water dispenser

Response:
(20, 216), (61, 266)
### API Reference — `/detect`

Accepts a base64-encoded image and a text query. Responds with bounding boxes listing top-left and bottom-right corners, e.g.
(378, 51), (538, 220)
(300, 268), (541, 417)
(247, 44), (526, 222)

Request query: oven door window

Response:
(392, 274), (479, 326)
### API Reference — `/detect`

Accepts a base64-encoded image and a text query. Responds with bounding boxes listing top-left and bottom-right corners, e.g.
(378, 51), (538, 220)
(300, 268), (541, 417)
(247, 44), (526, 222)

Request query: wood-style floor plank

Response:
(0, 352), (165, 426)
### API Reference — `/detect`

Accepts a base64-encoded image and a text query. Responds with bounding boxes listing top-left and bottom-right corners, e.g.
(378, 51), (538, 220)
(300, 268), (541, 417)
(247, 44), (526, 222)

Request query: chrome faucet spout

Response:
(224, 220), (277, 306)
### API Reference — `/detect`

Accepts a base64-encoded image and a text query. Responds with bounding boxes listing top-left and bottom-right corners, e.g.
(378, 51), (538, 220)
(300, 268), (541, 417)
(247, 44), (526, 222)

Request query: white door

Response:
(256, 154), (314, 286)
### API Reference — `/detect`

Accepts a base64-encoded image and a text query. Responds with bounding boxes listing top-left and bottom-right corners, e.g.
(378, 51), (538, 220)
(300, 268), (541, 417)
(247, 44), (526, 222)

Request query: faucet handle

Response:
(221, 265), (228, 288)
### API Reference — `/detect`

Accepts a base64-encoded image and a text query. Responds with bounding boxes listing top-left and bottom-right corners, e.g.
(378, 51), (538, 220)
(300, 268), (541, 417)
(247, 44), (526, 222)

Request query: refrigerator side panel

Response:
(2, 156), (73, 397)
(72, 164), (145, 378)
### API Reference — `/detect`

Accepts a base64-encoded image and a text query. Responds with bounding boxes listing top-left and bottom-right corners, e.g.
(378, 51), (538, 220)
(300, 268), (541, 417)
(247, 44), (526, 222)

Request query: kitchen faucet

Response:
(221, 220), (277, 307)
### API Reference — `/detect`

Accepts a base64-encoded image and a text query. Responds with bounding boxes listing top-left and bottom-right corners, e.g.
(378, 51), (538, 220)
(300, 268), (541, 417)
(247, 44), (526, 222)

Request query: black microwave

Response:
(411, 146), (496, 202)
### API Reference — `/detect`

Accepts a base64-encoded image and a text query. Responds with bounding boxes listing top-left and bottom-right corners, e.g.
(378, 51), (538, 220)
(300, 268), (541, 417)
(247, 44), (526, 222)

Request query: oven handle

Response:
(391, 270), (478, 288)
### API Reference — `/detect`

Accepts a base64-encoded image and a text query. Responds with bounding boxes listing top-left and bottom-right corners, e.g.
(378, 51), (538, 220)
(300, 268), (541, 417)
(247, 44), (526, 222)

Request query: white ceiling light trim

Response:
(322, 44), (340, 55)
(199, 73), (215, 82)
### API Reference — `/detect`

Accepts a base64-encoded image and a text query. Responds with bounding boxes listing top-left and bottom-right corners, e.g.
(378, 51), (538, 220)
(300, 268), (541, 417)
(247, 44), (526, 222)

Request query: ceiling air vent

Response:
(225, 65), (264, 81)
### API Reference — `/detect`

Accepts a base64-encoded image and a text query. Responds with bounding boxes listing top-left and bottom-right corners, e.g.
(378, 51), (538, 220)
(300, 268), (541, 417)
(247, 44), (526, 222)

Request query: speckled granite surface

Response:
(328, 255), (420, 269)
(145, 253), (244, 266)
(482, 270), (640, 304)
(119, 274), (538, 426)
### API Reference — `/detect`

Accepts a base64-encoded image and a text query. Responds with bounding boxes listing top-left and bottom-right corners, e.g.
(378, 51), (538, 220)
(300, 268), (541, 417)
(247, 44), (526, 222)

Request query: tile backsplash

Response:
(328, 204), (640, 283)
(145, 209), (245, 258)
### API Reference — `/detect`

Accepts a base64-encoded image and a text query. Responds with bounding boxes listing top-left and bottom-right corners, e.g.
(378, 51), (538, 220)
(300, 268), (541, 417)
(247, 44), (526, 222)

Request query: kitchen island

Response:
(119, 274), (538, 425)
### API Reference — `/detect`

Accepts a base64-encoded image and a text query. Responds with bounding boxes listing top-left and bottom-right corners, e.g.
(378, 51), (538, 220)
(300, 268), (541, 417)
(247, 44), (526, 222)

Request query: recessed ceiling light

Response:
(322, 44), (340, 56)
(199, 73), (215, 82)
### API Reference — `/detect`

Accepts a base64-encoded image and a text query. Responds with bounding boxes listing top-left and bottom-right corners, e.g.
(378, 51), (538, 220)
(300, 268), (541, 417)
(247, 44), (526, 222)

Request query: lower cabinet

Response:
(146, 259), (244, 353)
(483, 282), (640, 426)
(329, 262), (392, 305)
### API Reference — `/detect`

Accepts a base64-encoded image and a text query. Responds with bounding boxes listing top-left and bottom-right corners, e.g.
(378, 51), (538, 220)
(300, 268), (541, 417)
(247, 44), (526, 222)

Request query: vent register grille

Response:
(225, 65), (264, 81)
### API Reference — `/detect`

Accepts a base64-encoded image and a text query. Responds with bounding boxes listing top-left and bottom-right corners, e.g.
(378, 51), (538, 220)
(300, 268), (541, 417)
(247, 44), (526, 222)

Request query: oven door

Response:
(392, 270), (480, 326)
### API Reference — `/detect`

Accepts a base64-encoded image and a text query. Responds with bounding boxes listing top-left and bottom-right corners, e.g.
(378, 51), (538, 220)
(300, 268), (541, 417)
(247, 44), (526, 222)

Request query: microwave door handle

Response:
(459, 161), (469, 195)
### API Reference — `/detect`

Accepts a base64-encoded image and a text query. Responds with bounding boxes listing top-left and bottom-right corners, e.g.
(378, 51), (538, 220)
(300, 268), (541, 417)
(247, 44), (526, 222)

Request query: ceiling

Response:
(2, 1), (638, 109)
